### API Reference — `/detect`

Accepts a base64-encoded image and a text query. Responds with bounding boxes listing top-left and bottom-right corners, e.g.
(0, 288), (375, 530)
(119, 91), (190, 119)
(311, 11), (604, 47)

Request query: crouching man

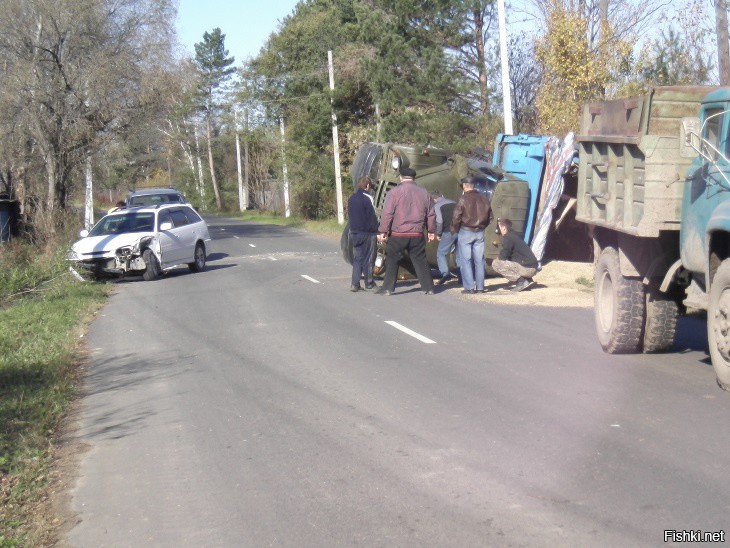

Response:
(493, 218), (538, 292)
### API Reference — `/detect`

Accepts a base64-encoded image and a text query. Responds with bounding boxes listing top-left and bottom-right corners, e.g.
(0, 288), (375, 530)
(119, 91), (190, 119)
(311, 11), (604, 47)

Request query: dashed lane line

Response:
(301, 275), (321, 284)
(384, 321), (436, 344)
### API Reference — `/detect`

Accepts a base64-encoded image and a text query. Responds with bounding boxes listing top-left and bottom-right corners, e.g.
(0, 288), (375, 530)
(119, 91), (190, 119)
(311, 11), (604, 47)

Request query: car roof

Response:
(110, 203), (190, 214)
(128, 188), (183, 196)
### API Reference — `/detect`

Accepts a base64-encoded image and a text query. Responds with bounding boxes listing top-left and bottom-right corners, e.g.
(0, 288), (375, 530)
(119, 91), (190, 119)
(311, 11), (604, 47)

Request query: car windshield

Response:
(128, 193), (182, 207)
(88, 212), (155, 236)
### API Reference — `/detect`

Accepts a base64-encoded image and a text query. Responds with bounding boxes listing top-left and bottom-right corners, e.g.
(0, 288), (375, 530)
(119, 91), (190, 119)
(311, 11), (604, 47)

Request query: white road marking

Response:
(301, 275), (320, 284)
(270, 257), (278, 261)
(385, 321), (436, 344)
(233, 235), (239, 239)
(249, 243), (256, 248)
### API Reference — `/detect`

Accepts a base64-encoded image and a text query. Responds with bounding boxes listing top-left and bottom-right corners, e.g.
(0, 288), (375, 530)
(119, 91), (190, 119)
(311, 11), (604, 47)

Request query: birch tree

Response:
(0, 0), (176, 219)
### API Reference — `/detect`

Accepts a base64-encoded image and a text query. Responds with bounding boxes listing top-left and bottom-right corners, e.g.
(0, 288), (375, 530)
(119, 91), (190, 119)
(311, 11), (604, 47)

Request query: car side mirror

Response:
(79, 229), (89, 238)
(159, 222), (173, 231)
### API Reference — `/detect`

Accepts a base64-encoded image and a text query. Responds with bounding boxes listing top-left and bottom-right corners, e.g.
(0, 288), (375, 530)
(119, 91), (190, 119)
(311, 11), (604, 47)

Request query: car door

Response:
(169, 208), (196, 262)
(157, 210), (181, 266)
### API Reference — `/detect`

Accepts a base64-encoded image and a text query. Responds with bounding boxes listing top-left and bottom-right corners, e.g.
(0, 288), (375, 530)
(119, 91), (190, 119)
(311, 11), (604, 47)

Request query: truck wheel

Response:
(594, 247), (645, 353)
(708, 259), (730, 390)
(340, 222), (353, 265)
(643, 288), (679, 353)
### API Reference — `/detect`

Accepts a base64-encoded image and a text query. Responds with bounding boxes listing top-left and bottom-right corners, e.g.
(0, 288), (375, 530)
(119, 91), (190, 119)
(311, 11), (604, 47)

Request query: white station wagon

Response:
(68, 204), (212, 281)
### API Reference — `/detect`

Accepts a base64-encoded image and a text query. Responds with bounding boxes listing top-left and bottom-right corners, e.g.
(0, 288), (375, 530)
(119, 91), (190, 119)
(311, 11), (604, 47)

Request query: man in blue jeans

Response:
(431, 191), (458, 285)
(449, 176), (491, 294)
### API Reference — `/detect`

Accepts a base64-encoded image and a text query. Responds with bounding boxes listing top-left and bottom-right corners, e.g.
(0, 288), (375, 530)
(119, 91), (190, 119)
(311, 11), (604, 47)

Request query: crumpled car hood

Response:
(71, 232), (154, 257)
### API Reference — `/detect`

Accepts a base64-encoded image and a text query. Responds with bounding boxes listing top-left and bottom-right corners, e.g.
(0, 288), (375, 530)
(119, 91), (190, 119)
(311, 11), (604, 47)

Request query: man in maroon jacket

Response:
(375, 167), (436, 295)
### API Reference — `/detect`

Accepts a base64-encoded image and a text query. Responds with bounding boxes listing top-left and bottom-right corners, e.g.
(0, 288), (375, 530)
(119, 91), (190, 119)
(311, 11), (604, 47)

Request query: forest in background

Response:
(0, 0), (727, 236)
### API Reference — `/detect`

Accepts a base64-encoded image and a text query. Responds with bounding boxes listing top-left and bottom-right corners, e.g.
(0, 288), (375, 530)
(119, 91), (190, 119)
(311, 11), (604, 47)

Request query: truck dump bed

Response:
(576, 86), (713, 237)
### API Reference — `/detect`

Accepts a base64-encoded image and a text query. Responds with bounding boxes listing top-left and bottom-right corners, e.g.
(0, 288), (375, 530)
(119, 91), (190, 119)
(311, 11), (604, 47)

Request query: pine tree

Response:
(194, 28), (235, 210)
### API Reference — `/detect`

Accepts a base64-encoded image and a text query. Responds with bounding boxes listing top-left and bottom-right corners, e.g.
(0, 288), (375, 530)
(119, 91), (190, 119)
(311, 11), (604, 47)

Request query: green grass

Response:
(0, 241), (108, 547)
(576, 276), (594, 289)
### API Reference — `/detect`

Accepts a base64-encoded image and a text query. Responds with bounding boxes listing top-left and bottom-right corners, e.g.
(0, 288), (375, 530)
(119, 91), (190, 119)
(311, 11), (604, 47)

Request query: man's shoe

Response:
(375, 288), (393, 296)
(510, 278), (530, 292)
(350, 284), (361, 292)
(461, 289), (476, 294)
(364, 282), (377, 290)
(424, 289), (435, 295)
(524, 278), (536, 290)
(436, 273), (452, 286)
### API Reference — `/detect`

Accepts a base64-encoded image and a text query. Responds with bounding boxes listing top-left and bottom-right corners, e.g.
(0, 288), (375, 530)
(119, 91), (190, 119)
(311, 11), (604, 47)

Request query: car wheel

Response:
(142, 248), (161, 281)
(188, 242), (206, 273)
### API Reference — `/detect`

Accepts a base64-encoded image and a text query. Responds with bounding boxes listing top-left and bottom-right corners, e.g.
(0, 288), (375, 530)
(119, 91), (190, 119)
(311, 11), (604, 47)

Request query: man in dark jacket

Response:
(450, 176), (491, 294)
(347, 176), (379, 292)
(375, 167), (436, 295)
(493, 218), (539, 292)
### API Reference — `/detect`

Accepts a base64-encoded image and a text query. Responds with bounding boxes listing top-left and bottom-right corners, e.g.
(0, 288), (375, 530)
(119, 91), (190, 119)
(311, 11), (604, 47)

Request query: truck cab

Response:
(342, 142), (533, 278)
(680, 89), (730, 387)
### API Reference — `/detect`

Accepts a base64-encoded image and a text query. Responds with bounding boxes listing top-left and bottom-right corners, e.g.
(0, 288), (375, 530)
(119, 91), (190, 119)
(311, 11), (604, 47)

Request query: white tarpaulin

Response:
(530, 132), (577, 263)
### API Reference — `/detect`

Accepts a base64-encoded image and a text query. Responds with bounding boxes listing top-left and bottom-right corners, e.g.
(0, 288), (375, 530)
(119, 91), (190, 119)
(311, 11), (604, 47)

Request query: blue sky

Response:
(175, 0), (301, 64)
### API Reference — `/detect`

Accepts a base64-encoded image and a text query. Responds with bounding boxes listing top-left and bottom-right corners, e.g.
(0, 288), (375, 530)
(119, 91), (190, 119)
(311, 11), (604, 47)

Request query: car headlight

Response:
(391, 156), (401, 170)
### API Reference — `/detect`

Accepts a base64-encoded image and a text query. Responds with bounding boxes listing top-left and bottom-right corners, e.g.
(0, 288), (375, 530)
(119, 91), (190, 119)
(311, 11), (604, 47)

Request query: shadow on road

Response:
(674, 312), (710, 364)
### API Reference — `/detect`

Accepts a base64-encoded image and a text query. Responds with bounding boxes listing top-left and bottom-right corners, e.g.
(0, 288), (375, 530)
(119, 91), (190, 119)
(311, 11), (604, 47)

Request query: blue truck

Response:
(575, 85), (730, 389)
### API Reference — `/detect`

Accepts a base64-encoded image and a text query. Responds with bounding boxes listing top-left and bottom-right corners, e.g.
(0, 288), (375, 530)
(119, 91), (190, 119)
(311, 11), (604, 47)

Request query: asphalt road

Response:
(67, 216), (726, 547)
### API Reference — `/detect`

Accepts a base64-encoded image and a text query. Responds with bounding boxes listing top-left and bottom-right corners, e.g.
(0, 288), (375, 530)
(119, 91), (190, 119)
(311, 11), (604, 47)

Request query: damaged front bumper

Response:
(67, 236), (156, 280)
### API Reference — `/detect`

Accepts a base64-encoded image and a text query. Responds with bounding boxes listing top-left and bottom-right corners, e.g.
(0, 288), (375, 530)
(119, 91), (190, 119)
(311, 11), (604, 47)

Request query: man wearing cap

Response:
(450, 176), (491, 294)
(375, 167), (436, 295)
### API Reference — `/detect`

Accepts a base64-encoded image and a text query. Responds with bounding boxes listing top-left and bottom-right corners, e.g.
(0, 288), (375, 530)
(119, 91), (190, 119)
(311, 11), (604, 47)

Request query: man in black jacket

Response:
(347, 176), (379, 292)
(493, 218), (539, 292)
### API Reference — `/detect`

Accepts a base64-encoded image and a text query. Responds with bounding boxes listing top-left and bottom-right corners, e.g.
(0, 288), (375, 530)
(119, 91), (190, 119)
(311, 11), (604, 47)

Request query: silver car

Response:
(126, 187), (187, 208)
(68, 204), (212, 281)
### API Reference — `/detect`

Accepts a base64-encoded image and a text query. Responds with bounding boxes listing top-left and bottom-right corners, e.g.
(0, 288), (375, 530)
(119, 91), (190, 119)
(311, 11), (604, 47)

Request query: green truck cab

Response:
(576, 85), (730, 389)
(342, 142), (532, 278)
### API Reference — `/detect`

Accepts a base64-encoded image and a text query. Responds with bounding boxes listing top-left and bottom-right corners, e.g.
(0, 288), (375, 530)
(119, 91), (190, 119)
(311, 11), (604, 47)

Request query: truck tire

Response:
(340, 223), (353, 265)
(708, 259), (730, 390)
(594, 247), (645, 353)
(643, 288), (679, 353)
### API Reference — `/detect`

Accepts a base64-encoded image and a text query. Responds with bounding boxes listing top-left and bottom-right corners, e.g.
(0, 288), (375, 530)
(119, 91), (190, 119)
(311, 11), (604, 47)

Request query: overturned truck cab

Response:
(341, 142), (532, 279)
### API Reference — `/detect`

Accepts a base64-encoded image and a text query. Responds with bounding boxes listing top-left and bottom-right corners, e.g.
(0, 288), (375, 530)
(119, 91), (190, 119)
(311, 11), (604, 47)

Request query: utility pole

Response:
(280, 117), (290, 218)
(375, 103), (382, 142)
(497, 0), (513, 135)
(328, 50), (345, 225)
(717, 0), (730, 85)
(235, 109), (245, 212)
(84, 155), (94, 231)
(243, 109), (250, 210)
